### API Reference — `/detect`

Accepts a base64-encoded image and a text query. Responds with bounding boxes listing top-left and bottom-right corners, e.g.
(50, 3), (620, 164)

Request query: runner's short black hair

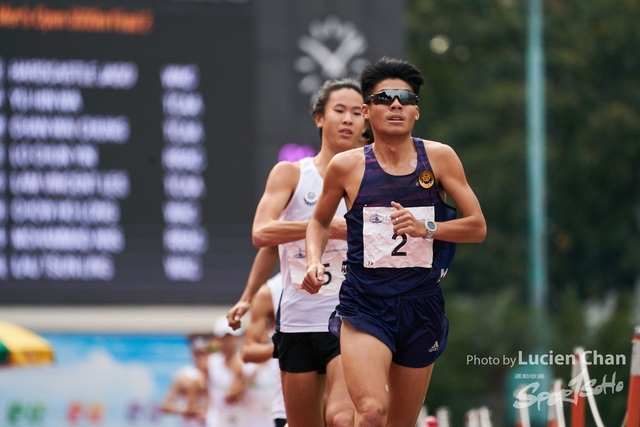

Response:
(359, 57), (425, 99)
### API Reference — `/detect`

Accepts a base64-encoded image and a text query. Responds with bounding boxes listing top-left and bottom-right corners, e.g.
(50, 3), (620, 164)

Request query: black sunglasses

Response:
(366, 89), (419, 106)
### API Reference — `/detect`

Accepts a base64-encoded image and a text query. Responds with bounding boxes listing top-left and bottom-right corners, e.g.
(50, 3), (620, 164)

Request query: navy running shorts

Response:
(272, 331), (341, 374)
(329, 284), (448, 368)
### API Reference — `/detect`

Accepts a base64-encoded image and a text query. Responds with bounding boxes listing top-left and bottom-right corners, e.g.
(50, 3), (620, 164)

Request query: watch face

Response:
(427, 221), (437, 231)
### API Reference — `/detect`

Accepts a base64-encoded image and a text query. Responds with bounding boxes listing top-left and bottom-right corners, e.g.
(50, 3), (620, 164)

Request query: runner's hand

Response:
(301, 262), (324, 294)
(226, 301), (250, 330)
(391, 201), (428, 239)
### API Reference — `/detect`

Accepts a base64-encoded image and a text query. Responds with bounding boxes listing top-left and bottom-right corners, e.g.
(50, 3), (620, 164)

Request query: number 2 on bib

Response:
(363, 206), (434, 269)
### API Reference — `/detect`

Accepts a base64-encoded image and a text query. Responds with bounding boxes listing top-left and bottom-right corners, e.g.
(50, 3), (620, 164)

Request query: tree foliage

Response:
(427, 289), (636, 427)
(406, 0), (640, 425)
(407, 0), (640, 301)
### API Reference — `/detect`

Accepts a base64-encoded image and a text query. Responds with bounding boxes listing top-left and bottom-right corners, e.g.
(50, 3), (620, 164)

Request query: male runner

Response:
(252, 78), (365, 427)
(303, 57), (487, 427)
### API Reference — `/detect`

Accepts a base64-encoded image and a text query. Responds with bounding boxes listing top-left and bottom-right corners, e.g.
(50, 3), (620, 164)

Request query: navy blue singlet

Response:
(343, 138), (457, 297)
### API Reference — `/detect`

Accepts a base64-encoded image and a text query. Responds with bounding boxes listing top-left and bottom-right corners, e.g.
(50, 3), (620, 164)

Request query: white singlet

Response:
(206, 352), (244, 427)
(277, 157), (347, 333)
(266, 274), (286, 421)
(242, 358), (283, 426)
(174, 365), (206, 427)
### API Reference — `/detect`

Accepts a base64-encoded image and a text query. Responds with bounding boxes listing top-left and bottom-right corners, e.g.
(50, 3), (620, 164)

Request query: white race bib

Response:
(288, 240), (347, 296)
(363, 206), (434, 269)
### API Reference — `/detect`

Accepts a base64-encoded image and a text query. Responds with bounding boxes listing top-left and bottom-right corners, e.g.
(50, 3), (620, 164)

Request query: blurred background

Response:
(0, 0), (639, 426)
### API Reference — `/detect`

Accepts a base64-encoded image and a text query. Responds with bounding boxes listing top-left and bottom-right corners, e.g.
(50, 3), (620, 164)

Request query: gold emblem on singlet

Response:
(418, 169), (435, 189)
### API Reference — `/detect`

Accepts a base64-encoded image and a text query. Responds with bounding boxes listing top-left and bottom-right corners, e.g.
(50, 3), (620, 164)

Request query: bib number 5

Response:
(322, 263), (332, 285)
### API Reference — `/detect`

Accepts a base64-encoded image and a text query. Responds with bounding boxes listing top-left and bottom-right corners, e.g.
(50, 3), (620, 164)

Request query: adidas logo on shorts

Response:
(429, 341), (439, 352)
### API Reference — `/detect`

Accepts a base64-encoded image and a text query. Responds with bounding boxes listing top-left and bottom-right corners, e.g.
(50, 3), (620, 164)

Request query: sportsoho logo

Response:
(513, 369), (624, 409)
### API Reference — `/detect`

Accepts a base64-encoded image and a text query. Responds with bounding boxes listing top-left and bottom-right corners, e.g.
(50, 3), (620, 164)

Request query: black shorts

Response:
(272, 331), (340, 374)
(274, 419), (287, 427)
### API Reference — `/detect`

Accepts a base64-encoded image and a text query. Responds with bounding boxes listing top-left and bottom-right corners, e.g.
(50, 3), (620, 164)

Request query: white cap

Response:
(213, 316), (242, 338)
(189, 335), (209, 352)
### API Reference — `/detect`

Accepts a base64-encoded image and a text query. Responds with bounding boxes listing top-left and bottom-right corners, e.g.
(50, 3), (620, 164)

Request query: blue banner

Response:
(0, 333), (192, 426)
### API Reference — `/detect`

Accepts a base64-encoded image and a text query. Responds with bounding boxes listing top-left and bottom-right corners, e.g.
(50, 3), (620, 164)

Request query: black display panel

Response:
(0, 1), (257, 304)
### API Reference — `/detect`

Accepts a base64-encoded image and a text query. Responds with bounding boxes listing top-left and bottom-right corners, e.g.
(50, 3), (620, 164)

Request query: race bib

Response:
(363, 206), (434, 269)
(288, 240), (347, 296)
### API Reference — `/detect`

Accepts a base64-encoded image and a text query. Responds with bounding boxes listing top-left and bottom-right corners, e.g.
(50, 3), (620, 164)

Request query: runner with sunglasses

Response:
(302, 57), (487, 427)
(251, 78), (366, 427)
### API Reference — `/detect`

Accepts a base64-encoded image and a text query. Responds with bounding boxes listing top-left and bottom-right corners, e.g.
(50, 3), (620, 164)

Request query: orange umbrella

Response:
(0, 320), (54, 367)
